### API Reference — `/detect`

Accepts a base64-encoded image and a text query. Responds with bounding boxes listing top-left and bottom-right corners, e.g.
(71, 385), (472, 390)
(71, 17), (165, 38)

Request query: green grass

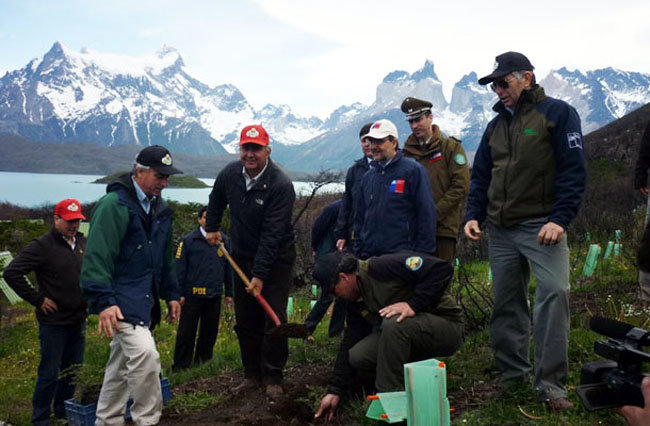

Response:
(1, 246), (647, 425)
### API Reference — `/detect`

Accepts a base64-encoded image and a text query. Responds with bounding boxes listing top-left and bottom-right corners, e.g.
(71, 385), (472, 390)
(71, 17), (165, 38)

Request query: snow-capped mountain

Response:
(540, 67), (650, 133)
(1, 42), (649, 172)
(0, 42), (322, 155)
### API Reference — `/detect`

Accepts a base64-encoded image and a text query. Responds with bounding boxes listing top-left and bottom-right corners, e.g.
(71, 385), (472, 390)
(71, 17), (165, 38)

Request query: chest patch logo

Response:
(405, 256), (424, 271)
(567, 132), (583, 149)
(389, 179), (405, 194)
(454, 153), (467, 165)
(523, 128), (540, 136)
(430, 152), (442, 163)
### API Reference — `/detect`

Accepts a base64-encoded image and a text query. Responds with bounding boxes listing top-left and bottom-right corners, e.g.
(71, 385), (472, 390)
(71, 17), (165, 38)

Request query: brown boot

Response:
(546, 397), (574, 412)
(232, 378), (260, 395)
(265, 384), (284, 401)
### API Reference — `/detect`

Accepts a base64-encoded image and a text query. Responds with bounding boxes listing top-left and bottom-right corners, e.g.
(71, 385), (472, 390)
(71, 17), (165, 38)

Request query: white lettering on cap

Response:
(246, 128), (260, 138)
(68, 203), (79, 212)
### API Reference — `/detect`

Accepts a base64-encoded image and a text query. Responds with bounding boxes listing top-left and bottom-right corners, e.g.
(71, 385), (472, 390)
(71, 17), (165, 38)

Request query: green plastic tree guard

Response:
(311, 284), (318, 298)
(615, 230), (621, 243)
(603, 241), (614, 259)
(614, 243), (622, 257)
(286, 296), (294, 317)
(310, 300), (316, 310)
(585, 232), (591, 243)
(582, 244), (601, 277)
(488, 268), (492, 282)
(366, 358), (450, 425)
(0, 251), (24, 305)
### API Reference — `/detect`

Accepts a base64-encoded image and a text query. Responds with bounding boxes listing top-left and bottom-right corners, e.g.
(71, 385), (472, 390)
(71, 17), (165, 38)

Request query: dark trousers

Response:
(435, 236), (457, 263)
(233, 255), (293, 385)
(304, 287), (346, 337)
(32, 321), (86, 426)
(172, 297), (222, 371)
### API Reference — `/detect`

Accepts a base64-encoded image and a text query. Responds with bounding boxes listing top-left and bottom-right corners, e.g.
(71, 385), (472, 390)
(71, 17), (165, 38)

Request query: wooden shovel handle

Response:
(218, 242), (281, 326)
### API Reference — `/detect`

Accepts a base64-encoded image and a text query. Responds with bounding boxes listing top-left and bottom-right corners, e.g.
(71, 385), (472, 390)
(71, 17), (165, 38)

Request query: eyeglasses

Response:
(490, 78), (516, 92)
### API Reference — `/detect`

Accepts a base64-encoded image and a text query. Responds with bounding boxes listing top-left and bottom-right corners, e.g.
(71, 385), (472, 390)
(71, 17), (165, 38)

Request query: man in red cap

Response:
(205, 125), (295, 401)
(3, 199), (87, 425)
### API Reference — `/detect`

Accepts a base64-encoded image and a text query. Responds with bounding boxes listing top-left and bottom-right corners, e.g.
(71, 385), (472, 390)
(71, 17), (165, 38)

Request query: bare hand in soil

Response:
(314, 393), (340, 421)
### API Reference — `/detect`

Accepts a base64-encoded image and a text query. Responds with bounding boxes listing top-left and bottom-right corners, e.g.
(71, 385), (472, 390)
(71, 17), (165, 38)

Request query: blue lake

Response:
(0, 171), (344, 207)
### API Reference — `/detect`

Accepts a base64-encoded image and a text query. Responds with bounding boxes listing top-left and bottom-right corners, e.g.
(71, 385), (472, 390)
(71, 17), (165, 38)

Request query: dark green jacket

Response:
(81, 173), (180, 328)
(403, 125), (470, 238)
(466, 86), (586, 229)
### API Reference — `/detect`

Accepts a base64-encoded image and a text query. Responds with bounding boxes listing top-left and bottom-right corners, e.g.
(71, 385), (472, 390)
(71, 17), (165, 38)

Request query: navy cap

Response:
(136, 145), (182, 175)
(478, 51), (534, 85)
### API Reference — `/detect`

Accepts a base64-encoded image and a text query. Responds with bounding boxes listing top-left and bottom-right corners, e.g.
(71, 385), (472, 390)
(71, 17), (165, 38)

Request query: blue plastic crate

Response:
(64, 399), (97, 426)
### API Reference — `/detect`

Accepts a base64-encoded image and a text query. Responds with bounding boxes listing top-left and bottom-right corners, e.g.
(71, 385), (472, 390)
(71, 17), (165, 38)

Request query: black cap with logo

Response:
(478, 51), (535, 85)
(136, 145), (183, 175)
(401, 97), (433, 121)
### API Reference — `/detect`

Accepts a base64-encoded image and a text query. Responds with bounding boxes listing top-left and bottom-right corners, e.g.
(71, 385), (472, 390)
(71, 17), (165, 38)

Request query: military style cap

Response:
(401, 97), (432, 121)
(136, 145), (183, 175)
(478, 51), (534, 85)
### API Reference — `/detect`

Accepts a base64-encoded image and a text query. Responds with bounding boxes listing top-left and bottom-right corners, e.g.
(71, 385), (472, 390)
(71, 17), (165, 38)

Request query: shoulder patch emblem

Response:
(454, 153), (467, 165)
(567, 132), (583, 149)
(175, 242), (183, 259)
(405, 256), (423, 271)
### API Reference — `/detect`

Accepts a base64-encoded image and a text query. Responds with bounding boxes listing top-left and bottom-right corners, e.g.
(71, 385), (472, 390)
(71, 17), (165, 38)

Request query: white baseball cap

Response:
(365, 119), (398, 140)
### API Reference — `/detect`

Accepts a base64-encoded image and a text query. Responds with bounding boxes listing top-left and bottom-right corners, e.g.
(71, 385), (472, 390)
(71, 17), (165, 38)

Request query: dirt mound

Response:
(160, 363), (347, 425)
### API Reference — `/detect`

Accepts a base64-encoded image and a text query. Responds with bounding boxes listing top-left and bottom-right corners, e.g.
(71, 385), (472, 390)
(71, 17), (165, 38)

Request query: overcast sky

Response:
(1, 0), (649, 118)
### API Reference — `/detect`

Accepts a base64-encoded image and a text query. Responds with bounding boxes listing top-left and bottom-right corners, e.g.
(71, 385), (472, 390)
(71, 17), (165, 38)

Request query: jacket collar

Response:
(403, 125), (443, 158)
(370, 150), (404, 171)
(492, 85), (546, 116)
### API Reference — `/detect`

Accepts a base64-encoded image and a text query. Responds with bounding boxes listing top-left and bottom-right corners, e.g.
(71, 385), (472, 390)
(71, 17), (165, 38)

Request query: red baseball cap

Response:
(54, 199), (86, 221)
(239, 125), (269, 146)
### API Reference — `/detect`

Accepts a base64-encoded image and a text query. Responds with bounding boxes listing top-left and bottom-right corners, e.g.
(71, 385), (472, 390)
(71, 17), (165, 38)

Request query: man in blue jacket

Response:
(82, 145), (182, 425)
(335, 122), (373, 252)
(353, 119), (437, 259)
(464, 52), (586, 412)
(172, 206), (233, 372)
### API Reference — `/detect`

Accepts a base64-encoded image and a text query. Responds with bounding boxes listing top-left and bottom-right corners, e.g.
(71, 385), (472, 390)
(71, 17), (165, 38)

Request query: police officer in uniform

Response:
(172, 206), (233, 372)
(314, 251), (464, 421)
(401, 97), (470, 262)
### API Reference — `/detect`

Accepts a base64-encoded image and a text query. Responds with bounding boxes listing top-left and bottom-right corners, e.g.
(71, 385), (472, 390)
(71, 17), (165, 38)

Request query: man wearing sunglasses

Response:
(401, 97), (470, 263)
(464, 52), (586, 412)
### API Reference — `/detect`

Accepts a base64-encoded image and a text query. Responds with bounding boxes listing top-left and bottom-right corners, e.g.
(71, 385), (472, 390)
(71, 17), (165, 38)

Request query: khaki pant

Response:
(95, 322), (162, 426)
(488, 218), (570, 401)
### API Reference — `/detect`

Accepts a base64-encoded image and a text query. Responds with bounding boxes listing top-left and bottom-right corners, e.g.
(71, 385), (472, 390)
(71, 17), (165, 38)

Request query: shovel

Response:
(217, 242), (309, 339)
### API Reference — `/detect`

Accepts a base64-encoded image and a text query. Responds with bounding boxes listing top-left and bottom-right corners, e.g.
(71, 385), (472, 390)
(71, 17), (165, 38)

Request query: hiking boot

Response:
(546, 397), (574, 412)
(232, 378), (260, 395)
(265, 384), (284, 401)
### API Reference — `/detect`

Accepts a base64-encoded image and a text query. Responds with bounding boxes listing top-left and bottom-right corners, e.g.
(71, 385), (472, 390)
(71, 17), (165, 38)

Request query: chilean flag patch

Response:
(430, 152), (442, 163)
(390, 179), (405, 193)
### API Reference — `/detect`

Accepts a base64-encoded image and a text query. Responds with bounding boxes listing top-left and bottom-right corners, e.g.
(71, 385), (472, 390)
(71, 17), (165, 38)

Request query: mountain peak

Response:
(412, 59), (439, 81)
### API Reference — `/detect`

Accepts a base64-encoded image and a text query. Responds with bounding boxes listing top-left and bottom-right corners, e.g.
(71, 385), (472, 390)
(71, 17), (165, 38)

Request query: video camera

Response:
(577, 316), (650, 411)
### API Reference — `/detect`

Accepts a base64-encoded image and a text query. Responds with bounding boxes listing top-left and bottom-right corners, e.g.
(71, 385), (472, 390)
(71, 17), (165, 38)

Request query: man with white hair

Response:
(82, 145), (183, 425)
(353, 119), (437, 259)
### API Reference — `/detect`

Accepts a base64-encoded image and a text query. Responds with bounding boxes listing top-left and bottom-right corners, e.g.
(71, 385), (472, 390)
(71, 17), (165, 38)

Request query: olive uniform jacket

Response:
(403, 125), (470, 239)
